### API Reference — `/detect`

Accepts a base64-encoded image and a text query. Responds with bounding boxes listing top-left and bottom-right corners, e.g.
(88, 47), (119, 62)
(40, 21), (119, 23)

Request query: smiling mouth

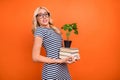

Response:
(42, 19), (48, 23)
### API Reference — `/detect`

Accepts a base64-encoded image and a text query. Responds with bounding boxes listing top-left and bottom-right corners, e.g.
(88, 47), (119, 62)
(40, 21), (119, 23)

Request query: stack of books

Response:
(59, 47), (80, 60)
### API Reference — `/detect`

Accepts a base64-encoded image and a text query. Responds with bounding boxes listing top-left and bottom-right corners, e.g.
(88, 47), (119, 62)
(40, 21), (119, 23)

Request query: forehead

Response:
(38, 8), (48, 14)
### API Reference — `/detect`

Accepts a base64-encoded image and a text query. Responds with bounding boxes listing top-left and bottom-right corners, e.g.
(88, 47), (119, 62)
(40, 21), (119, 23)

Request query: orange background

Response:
(0, 0), (120, 80)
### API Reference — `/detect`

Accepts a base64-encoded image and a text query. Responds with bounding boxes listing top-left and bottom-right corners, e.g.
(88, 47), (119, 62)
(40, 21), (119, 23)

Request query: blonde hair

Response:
(32, 7), (61, 34)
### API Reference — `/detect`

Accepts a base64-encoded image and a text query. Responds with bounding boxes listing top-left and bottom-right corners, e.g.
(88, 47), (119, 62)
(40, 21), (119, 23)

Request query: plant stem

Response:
(66, 32), (70, 41)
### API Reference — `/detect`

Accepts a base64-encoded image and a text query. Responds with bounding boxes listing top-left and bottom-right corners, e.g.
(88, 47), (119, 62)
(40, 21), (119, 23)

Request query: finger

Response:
(66, 56), (72, 61)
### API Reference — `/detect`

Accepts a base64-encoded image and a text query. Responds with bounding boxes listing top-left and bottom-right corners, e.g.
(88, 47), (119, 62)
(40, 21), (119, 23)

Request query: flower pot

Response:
(64, 40), (72, 48)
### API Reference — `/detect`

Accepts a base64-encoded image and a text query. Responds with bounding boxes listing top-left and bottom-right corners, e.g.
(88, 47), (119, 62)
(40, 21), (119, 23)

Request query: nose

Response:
(42, 15), (46, 18)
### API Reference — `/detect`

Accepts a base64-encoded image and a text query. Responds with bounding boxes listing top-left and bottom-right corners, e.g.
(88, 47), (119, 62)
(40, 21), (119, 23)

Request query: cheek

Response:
(37, 19), (42, 24)
(45, 18), (50, 21)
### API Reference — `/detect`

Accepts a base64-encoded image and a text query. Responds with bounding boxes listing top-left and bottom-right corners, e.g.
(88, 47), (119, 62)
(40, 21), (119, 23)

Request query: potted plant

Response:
(61, 23), (78, 48)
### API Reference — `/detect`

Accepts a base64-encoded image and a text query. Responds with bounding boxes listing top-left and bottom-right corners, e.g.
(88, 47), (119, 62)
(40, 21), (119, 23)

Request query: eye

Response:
(45, 13), (48, 16)
(36, 14), (42, 17)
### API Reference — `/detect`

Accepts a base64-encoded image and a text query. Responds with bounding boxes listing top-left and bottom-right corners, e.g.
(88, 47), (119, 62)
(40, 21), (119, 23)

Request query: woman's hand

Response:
(54, 56), (76, 64)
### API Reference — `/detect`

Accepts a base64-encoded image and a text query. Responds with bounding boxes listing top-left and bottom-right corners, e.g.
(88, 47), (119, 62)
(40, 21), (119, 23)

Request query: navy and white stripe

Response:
(34, 27), (71, 80)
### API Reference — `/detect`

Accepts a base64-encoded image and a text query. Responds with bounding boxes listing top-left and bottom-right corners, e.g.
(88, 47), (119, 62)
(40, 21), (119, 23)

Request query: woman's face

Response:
(36, 8), (50, 27)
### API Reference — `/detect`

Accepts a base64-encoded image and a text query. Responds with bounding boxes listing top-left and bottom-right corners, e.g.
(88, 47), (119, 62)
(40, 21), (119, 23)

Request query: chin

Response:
(41, 23), (49, 26)
(42, 22), (49, 25)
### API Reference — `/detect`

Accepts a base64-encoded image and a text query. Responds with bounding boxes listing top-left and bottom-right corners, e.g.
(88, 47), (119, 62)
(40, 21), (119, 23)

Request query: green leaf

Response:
(62, 25), (68, 30)
(72, 23), (77, 29)
(74, 30), (78, 34)
(68, 27), (72, 32)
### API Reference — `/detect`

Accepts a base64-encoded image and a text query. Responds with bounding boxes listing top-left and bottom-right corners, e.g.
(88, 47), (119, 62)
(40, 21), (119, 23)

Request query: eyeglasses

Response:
(36, 13), (50, 19)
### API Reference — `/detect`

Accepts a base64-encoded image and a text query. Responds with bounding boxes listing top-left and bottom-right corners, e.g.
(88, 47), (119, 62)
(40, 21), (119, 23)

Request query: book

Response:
(60, 47), (79, 53)
(59, 47), (80, 60)
(59, 52), (80, 60)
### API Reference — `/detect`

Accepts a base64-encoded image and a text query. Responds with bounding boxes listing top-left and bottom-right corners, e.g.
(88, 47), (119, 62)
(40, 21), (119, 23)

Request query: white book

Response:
(59, 53), (80, 60)
(60, 53), (72, 57)
(60, 47), (79, 53)
(59, 52), (79, 55)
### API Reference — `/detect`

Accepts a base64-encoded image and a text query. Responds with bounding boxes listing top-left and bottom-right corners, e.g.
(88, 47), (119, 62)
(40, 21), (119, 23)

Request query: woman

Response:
(32, 7), (75, 80)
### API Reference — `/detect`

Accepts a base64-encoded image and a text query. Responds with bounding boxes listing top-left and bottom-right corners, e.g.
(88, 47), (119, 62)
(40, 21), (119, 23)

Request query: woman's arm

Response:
(32, 36), (72, 64)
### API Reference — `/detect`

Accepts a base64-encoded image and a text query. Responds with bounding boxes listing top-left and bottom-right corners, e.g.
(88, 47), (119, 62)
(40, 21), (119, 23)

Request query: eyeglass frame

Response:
(36, 12), (50, 19)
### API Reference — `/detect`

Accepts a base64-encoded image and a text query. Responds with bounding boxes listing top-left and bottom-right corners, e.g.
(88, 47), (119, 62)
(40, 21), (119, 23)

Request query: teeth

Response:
(43, 20), (47, 23)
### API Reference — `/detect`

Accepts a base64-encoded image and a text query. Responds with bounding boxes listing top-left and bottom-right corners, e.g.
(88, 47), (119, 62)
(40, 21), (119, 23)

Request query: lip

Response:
(42, 19), (48, 23)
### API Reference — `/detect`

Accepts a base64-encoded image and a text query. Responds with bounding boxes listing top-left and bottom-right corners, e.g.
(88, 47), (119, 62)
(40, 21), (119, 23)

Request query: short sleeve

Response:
(34, 27), (45, 38)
